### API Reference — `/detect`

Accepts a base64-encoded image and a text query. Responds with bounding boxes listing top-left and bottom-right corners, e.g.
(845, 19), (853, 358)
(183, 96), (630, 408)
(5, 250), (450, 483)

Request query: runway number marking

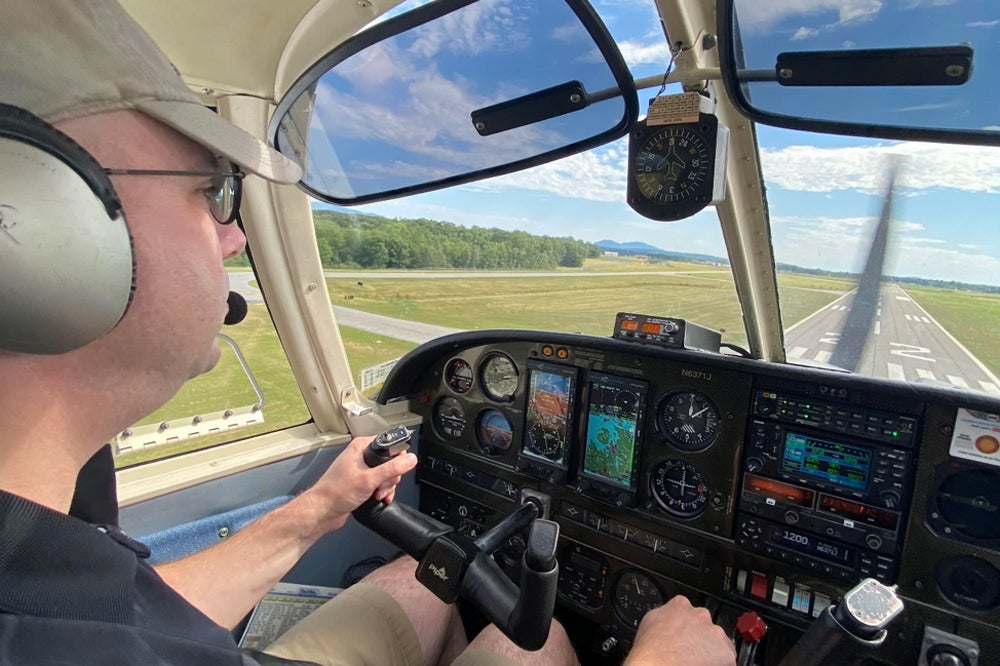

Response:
(889, 342), (936, 363)
(887, 363), (906, 381)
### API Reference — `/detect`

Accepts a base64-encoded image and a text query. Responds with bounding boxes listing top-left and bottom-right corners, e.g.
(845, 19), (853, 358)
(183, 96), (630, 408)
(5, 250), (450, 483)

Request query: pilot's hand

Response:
(306, 436), (418, 532)
(624, 595), (736, 666)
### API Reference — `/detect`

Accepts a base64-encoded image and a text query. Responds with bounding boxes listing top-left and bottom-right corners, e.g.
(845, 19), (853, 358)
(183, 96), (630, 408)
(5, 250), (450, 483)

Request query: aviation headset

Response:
(0, 103), (135, 355)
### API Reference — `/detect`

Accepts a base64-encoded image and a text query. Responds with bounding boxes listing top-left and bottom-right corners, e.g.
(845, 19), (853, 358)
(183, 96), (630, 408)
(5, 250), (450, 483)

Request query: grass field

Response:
(116, 260), (999, 467)
(115, 312), (415, 468)
(329, 264), (749, 336)
(904, 285), (1000, 378)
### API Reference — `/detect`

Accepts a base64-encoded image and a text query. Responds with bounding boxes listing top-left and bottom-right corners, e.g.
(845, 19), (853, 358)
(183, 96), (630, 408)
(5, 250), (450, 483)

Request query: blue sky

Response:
(332, 0), (1000, 287)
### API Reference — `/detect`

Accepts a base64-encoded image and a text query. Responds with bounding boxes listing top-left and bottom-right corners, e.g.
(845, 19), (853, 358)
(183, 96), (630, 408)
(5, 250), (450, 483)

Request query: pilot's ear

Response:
(0, 104), (135, 354)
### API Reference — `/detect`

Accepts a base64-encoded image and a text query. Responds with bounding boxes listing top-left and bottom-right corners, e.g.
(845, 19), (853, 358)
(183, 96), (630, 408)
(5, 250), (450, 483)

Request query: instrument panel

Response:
(379, 331), (1000, 665)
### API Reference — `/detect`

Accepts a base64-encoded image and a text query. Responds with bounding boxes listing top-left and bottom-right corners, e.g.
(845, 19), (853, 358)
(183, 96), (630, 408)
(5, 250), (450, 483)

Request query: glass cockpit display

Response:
(782, 432), (872, 493)
(581, 373), (647, 490)
(522, 361), (577, 468)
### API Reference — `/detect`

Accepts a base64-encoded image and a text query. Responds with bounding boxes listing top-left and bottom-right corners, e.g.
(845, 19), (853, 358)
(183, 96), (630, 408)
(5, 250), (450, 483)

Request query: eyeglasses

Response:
(103, 164), (244, 225)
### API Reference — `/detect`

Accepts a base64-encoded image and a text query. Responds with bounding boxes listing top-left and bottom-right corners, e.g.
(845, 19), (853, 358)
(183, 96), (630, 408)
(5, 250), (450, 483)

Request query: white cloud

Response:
(481, 142), (629, 202)
(892, 245), (1000, 284)
(791, 26), (820, 40)
(737, 0), (882, 32)
(967, 19), (1000, 27)
(771, 213), (1000, 285)
(617, 39), (672, 67)
(407, 0), (526, 59)
(552, 22), (583, 42)
(901, 0), (960, 7)
(760, 142), (1000, 195)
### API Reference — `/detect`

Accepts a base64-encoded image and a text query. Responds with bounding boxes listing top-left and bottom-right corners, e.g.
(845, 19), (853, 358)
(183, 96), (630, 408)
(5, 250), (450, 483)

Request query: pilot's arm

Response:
(153, 436), (417, 629)
(625, 596), (737, 666)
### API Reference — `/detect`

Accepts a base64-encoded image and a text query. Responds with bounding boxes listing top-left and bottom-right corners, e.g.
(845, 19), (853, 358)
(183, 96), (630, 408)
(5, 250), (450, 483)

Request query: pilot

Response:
(0, 2), (736, 665)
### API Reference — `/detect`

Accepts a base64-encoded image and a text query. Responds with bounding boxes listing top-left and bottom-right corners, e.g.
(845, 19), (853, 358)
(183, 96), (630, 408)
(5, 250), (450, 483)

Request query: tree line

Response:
(306, 210), (599, 270)
(775, 262), (1000, 295)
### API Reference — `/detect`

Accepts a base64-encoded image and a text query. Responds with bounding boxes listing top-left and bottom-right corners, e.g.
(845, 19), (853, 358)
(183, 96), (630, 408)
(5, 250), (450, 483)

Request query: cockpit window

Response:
(113, 254), (311, 468)
(766, 125), (1000, 396)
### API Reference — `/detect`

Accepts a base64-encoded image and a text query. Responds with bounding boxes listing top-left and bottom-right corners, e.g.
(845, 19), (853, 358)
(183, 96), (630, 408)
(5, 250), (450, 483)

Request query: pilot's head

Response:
(0, 0), (301, 436)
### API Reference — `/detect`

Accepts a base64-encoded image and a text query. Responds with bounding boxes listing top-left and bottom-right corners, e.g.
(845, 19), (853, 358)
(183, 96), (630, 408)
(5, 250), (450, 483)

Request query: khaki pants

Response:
(265, 583), (519, 666)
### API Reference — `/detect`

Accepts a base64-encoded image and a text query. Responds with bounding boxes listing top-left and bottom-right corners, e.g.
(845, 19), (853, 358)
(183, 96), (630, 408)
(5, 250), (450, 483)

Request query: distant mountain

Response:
(596, 240), (728, 265)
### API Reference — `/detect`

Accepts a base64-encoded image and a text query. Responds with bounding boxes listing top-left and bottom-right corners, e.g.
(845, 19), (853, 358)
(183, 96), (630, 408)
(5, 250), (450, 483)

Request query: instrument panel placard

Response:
(950, 407), (1000, 467)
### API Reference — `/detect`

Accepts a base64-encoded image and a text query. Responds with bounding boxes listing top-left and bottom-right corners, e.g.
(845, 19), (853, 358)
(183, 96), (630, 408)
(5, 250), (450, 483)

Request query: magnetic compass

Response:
(626, 114), (728, 221)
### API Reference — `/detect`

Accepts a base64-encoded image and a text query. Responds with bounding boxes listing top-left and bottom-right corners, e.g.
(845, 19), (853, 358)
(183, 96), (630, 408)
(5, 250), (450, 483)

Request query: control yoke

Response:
(352, 427), (561, 651)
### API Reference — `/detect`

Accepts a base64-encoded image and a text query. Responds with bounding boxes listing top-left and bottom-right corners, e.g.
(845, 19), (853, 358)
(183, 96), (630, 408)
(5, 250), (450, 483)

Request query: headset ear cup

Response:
(0, 104), (135, 354)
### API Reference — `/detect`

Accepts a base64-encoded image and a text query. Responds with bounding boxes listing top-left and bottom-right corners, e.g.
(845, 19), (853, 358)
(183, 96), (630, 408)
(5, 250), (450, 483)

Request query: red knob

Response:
(736, 611), (768, 643)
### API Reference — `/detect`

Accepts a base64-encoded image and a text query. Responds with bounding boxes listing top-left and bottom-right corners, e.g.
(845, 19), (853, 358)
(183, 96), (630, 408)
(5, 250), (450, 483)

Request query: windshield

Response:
(765, 125), (1000, 395)
(307, 0), (999, 400)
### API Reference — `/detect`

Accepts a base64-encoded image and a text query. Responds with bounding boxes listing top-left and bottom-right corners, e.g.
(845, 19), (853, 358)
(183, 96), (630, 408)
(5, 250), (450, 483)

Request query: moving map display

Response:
(582, 374), (647, 489)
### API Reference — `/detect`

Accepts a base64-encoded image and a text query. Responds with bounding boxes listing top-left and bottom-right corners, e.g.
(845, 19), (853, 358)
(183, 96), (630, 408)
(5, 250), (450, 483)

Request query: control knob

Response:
(925, 644), (972, 666)
(879, 489), (901, 509)
(746, 457), (765, 473)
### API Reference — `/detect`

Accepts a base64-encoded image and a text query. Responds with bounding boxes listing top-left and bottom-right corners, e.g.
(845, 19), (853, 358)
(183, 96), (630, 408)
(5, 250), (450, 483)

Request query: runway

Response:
(785, 283), (1000, 395)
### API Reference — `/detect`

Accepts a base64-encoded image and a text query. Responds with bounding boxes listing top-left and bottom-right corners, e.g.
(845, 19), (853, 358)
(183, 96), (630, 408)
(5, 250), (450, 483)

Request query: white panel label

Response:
(950, 407), (1000, 467)
(360, 358), (400, 392)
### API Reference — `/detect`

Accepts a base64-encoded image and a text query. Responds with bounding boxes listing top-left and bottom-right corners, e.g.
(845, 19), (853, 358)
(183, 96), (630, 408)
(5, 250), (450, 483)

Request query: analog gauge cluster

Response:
(479, 353), (519, 402)
(647, 390), (724, 521)
(656, 390), (721, 452)
(433, 397), (467, 441)
(432, 353), (521, 458)
(444, 358), (474, 394)
(649, 459), (710, 518)
(476, 408), (514, 457)
(442, 353), (520, 402)
(613, 570), (665, 629)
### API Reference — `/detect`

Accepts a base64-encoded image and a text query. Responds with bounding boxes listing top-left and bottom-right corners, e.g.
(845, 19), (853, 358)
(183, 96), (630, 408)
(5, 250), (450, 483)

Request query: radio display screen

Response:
(744, 474), (815, 507)
(522, 362), (576, 468)
(581, 373), (646, 490)
(782, 432), (871, 492)
(819, 494), (899, 530)
(765, 524), (854, 566)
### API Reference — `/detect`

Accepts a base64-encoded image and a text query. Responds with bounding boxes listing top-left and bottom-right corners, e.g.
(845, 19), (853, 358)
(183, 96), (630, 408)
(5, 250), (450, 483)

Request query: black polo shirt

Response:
(0, 446), (266, 665)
